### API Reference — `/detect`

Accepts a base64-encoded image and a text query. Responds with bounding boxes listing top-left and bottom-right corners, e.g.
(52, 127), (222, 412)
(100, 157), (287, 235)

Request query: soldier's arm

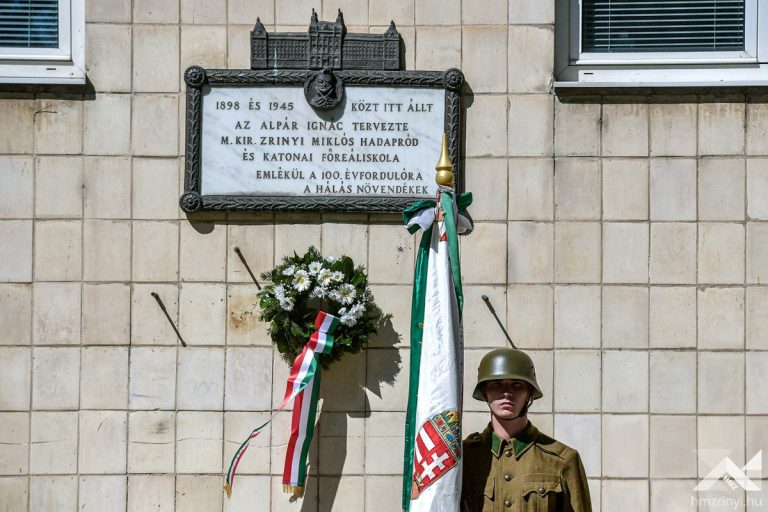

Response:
(561, 448), (592, 512)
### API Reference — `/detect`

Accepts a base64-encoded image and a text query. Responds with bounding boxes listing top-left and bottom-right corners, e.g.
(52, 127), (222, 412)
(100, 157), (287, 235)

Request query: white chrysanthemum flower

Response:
(340, 314), (357, 327)
(349, 302), (365, 318)
(308, 261), (323, 275)
(292, 270), (310, 292)
(310, 286), (327, 299)
(325, 256), (338, 264)
(337, 283), (356, 305)
(273, 284), (286, 301)
(331, 271), (344, 282)
(317, 268), (333, 286)
(282, 265), (296, 276)
(280, 298), (294, 311)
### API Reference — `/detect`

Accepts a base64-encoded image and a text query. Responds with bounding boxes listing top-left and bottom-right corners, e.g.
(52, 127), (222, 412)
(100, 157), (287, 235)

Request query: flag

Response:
(402, 188), (472, 512)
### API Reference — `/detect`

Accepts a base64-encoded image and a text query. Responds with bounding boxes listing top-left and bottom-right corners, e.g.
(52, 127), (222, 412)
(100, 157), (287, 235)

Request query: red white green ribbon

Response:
(225, 311), (339, 498)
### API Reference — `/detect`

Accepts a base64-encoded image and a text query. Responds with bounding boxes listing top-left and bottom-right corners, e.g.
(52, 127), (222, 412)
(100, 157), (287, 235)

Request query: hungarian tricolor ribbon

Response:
(225, 311), (339, 498)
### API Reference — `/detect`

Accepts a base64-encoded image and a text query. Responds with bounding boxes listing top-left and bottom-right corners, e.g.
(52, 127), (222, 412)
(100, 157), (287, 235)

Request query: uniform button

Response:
(504, 450), (513, 457)
(538, 486), (545, 494)
(504, 499), (512, 508)
(504, 474), (512, 482)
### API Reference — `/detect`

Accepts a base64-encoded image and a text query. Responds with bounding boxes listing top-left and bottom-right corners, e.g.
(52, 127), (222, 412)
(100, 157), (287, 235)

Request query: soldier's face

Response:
(484, 379), (531, 420)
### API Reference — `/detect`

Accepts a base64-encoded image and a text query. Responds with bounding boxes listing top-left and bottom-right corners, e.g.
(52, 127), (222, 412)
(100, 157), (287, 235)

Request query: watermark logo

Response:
(694, 450), (762, 492)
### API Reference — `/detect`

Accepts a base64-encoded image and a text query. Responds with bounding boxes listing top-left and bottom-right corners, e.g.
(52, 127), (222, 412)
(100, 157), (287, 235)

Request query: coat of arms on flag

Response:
(412, 409), (462, 497)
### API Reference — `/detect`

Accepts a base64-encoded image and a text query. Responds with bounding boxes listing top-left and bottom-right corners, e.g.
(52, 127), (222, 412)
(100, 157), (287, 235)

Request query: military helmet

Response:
(472, 348), (543, 401)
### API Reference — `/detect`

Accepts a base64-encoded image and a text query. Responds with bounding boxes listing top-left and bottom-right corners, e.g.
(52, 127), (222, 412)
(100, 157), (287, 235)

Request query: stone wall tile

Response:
(227, 24), (252, 68)
(747, 102), (768, 155)
(603, 223), (649, 283)
(602, 480), (647, 512)
(508, 94), (554, 157)
(465, 95), (507, 157)
(602, 286), (648, 348)
(0, 284), (31, 345)
(462, 27), (506, 93)
(650, 158), (697, 221)
(367, 284), (410, 348)
(747, 159), (768, 219)
(0, 100), (34, 153)
(366, 348), (408, 411)
(180, 25), (228, 70)
(649, 287), (696, 348)
(83, 220), (131, 281)
(82, 283), (130, 345)
(30, 412), (78, 474)
(414, 26), (460, 70)
(554, 285), (600, 348)
(528, 350), (553, 412)
(179, 223), (226, 281)
(415, 0), (459, 24)
(181, 0), (226, 24)
(699, 101), (745, 156)
(650, 100), (697, 156)
(0, 477), (28, 512)
(78, 411), (127, 474)
(747, 287), (768, 350)
(370, 0), (412, 25)
(554, 414), (601, 477)
(229, 0), (274, 24)
(32, 283), (81, 345)
(462, 222), (507, 284)
(368, 224), (414, 284)
(129, 347), (177, 410)
(699, 157), (746, 221)
(508, 222), (553, 283)
(79, 476), (127, 512)
(602, 158), (648, 221)
(554, 98), (600, 156)
(364, 476), (401, 512)
(131, 95), (179, 156)
(650, 351), (696, 414)
(462, 0), (505, 24)
(747, 222), (768, 284)
(507, 284), (553, 349)
(86, 24), (132, 92)
(178, 283), (226, 345)
(133, 25), (180, 93)
(87, 0), (131, 22)
(0, 157), (33, 218)
(32, 347), (80, 409)
(35, 156), (83, 218)
(127, 475), (175, 512)
(176, 411), (222, 473)
(0, 413), (29, 475)
(227, 221), (274, 282)
(508, 26), (553, 93)
(602, 415), (648, 477)
(602, 102), (648, 157)
(225, 347), (272, 410)
(698, 416), (744, 473)
(84, 94), (131, 155)
(80, 347), (129, 409)
(133, 0), (178, 23)
(317, 413), (364, 475)
(698, 223), (745, 284)
(29, 476), (77, 512)
(273, 221), (322, 261)
(131, 284), (179, 345)
(553, 350), (601, 412)
(459, 285), (505, 348)
(698, 352), (744, 414)
(320, 351), (366, 412)
(554, 157), (600, 220)
(698, 287), (744, 350)
(275, 0), (320, 25)
(321, 222), (368, 265)
(0, 221), (32, 282)
(0, 347), (30, 410)
(509, 0), (554, 24)
(649, 223), (697, 284)
(34, 100), (83, 155)
(84, 157), (131, 219)
(128, 411), (175, 473)
(746, 352), (768, 414)
(175, 475), (221, 512)
(34, 221), (82, 281)
(363, 412), (404, 475)
(554, 222), (601, 283)
(132, 158), (179, 220)
(227, 284), (269, 346)
(224, 412), (271, 474)
(508, 158), (553, 221)
(178, 348), (225, 410)
(132, 221), (179, 281)
(602, 350), (648, 413)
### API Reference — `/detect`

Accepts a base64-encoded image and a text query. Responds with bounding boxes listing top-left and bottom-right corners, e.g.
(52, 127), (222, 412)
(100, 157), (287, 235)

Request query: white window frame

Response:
(0, 0), (85, 84)
(555, 0), (768, 87)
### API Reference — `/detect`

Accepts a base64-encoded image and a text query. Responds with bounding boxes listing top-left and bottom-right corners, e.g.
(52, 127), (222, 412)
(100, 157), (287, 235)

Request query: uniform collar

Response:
(482, 421), (539, 459)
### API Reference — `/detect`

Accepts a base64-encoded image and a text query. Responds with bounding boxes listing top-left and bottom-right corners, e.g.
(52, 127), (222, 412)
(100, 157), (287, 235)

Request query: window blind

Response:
(582, 0), (745, 53)
(0, 0), (59, 48)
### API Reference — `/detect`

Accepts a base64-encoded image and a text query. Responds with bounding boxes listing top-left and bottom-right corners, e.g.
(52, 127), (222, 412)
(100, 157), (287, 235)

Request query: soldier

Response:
(461, 348), (592, 512)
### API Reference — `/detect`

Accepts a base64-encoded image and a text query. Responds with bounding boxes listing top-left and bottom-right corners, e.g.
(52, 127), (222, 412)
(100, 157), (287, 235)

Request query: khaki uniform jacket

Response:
(460, 422), (592, 512)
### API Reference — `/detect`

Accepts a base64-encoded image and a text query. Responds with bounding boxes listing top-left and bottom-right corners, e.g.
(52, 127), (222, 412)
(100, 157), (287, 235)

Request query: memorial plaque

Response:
(181, 12), (464, 213)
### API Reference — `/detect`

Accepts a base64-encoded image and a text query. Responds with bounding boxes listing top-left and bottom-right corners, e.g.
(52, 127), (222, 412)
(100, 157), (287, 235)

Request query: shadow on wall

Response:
(300, 311), (402, 512)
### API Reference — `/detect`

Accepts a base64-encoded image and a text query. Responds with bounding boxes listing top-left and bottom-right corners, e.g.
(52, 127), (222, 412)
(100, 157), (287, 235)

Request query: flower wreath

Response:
(258, 246), (379, 367)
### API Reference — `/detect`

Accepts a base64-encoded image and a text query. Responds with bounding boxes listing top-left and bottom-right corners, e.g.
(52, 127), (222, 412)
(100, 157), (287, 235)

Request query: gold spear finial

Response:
(435, 133), (454, 187)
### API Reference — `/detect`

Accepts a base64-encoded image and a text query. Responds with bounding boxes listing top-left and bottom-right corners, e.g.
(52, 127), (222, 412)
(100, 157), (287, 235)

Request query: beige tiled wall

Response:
(1, 0), (767, 510)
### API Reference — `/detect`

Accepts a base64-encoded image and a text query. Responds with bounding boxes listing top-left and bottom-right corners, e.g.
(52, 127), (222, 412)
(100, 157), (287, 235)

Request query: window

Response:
(555, 0), (768, 87)
(0, 0), (84, 84)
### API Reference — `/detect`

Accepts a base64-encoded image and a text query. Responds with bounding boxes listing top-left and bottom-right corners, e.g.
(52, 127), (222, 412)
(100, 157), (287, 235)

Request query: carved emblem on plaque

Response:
(304, 68), (344, 110)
